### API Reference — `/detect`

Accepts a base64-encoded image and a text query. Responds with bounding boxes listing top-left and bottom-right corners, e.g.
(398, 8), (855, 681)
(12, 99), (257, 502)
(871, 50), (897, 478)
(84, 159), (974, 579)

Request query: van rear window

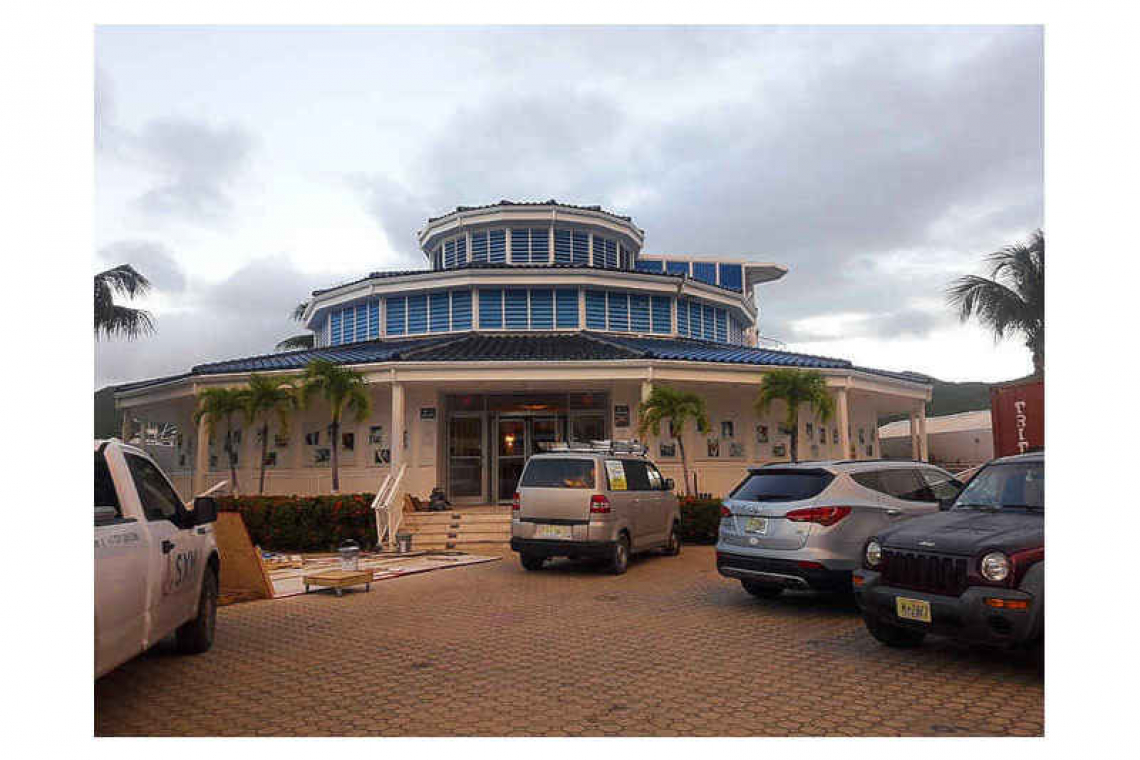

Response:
(520, 459), (596, 489)
(729, 470), (834, 502)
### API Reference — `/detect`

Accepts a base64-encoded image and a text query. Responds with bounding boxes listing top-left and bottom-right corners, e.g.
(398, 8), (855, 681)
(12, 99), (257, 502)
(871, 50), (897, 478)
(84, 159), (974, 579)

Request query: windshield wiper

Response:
(955, 503), (1001, 511)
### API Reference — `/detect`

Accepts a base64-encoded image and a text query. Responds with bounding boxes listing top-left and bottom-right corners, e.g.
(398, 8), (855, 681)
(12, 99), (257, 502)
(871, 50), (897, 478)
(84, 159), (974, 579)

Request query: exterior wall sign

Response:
(614, 405), (630, 428)
(420, 407), (437, 420)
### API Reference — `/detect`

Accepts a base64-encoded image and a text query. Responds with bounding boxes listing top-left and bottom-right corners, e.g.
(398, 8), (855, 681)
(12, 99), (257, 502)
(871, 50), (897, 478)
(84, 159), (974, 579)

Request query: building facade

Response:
(115, 201), (933, 502)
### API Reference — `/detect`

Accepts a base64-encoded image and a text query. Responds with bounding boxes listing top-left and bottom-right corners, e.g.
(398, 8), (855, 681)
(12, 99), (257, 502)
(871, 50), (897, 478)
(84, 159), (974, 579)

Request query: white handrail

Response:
(371, 464), (407, 548)
(185, 479), (229, 508)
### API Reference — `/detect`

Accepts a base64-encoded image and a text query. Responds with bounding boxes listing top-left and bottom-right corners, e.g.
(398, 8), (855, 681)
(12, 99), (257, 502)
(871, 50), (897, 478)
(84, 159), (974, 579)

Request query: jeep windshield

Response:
(953, 461), (1044, 512)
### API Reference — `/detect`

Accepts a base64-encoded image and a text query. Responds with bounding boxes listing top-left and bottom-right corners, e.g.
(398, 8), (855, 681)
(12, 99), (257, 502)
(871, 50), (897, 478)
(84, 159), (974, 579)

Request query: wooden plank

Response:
(214, 512), (275, 601)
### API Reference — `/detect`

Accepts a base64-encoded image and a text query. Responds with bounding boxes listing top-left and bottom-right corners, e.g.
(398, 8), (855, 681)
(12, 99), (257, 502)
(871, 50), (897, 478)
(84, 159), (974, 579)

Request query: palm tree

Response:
(947, 229), (1044, 374)
(637, 385), (709, 497)
(755, 369), (835, 464)
(193, 387), (249, 494)
(95, 264), (155, 339)
(275, 300), (314, 351)
(243, 374), (298, 495)
(299, 359), (371, 492)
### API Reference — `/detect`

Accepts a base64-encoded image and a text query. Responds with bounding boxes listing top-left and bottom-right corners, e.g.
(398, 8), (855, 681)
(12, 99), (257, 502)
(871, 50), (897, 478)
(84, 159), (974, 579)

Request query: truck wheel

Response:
(742, 580), (783, 599)
(520, 553), (545, 571)
(863, 613), (926, 648)
(662, 522), (681, 556)
(608, 534), (630, 575)
(176, 567), (218, 654)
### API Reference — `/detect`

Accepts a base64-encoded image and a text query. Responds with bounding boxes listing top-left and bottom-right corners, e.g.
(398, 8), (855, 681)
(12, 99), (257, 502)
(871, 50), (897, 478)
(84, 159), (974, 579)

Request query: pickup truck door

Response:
(95, 447), (151, 677)
(121, 452), (205, 643)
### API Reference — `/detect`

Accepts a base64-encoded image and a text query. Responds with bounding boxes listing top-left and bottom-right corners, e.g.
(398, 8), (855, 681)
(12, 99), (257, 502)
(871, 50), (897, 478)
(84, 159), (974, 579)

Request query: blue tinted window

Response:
(608, 292), (629, 331)
(355, 303), (368, 342)
(715, 308), (727, 343)
(719, 263), (743, 291)
(585, 290), (606, 330)
(489, 229), (507, 264)
(505, 289), (528, 328)
(676, 300), (688, 337)
(342, 308), (354, 344)
(651, 296), (671, 334)
(693, 262), (717, 285)
(530, 289), (554, 329)
(572, 231), (589, 265)
(480, 289), (502, 329)
(530, 228), (550, 263)
(368, 300), (380, 339)
(556, 288), (579, 328)
(444, 239), (457, 269)
(630, 294), (650, 332)
(636, 259), (664, 273)
(456, 236), (467, 266)
(702, 304), (715, 341)
(429, 292), (450, 333)
(408, 294), (428, 334)
(452, 290), (472, 331)
(330, 309), (343, 345)
(554, 229), (572, 264)
(471, 231), (488, 263)
(510, 228), (529, 263)
(386, 296), (407, 336)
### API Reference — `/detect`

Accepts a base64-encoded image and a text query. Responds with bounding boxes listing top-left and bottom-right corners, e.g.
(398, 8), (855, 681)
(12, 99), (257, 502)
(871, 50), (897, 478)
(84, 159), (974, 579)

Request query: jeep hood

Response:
(879, 509), (1043, 556)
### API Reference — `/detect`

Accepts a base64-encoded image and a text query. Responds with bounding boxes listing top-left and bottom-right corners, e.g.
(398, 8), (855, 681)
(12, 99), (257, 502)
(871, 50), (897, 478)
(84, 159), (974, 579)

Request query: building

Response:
(114, 200), (933, 503)
(879, 409), (993, 470)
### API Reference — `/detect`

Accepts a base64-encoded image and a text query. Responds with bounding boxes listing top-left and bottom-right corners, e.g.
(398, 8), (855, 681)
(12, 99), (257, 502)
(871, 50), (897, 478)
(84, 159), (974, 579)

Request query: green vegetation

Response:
(243, 375), (299, 495)
(194, 387), (248, 494)
(299, 359), (371, 492)
(637, 385), (709, 497)
(755, 368), (835, 463)
(95, 264), (154, 340)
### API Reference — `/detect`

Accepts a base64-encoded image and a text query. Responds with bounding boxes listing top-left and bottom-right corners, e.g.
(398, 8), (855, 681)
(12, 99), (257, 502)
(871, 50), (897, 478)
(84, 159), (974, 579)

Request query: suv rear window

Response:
(729, 469), (834, 502)
(520, 458), (596, 489)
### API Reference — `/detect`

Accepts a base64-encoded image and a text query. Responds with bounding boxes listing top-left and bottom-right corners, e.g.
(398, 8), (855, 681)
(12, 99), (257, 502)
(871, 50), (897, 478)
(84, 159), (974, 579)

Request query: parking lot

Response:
(94, 545), (1043, 737)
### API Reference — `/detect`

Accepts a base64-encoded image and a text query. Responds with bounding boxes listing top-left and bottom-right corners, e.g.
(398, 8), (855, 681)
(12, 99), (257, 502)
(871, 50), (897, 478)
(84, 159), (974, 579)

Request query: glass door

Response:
(448, 414), (486, 503)
(569, 412), (607, 446)
(496, 417), (527, 502)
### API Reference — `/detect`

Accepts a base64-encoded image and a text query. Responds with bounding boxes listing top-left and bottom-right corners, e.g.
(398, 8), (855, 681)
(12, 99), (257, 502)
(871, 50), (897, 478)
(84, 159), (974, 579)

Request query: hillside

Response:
(880, 377), (992, 424)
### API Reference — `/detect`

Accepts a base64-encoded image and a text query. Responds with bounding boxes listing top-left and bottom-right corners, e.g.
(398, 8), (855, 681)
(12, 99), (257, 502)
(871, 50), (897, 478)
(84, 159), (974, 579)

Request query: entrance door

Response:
(448, 414), (486, 504)
(497, 417), (528, 502)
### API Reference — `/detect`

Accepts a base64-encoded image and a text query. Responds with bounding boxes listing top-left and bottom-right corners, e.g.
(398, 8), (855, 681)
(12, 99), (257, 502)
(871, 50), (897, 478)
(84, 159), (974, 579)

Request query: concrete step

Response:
(403, 512), (512, 526)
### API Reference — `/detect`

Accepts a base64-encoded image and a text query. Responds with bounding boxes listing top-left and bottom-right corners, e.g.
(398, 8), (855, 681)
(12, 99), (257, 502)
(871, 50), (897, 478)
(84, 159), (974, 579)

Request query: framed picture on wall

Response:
(729, 441), (745, 458)
(778, 423), (793, 437)
(314, 448), (331, 465)
(866, 444), (874, 456)
(659, 442), (676, 458)
(707, 438), (720, 457)
(805, 422), (813, 439)
(756, 424), (769, 444)
(773, 443), (787, 457)
(374, 448), (391, 465)
(859, 428), (866, 445)
(721, 420), (735, 439)
(614, 405), (631, 428)
(263, 451), (277, 467)
(368, 425), (385, 445)
(342, 432), (355, 451)
(820, 427), (827, 444)
(832, 428), (839, 445)
(274, 433), (289, 448)
(305, 431), (320, 446)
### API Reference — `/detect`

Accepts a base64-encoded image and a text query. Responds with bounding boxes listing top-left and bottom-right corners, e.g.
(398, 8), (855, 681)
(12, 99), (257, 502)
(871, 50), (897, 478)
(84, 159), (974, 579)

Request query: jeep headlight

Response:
(865, 540), (882, 569)
(980, 552), (1010, 582)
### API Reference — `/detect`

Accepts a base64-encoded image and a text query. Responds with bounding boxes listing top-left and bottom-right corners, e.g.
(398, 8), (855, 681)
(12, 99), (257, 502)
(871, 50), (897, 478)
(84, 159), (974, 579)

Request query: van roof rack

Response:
(537, 439), (649, 456)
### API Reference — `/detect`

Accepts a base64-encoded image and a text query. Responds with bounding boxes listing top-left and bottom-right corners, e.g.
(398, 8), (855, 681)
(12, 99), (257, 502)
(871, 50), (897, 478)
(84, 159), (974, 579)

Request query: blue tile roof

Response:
(115, 331), (929, 392)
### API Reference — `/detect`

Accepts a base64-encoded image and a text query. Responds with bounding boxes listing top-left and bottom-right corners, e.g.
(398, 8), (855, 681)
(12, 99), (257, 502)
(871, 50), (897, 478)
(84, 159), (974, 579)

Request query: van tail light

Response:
(785, 506), (852, 527)
(511, 492), (520, 511)
(720, 504), (732, 517)
(590, 494), (612, 514)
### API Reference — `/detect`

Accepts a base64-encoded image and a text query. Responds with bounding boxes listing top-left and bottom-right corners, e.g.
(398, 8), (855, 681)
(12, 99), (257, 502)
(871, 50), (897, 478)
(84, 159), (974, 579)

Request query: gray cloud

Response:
(96, 240), (186, 293)
(132, 118), (254, 223)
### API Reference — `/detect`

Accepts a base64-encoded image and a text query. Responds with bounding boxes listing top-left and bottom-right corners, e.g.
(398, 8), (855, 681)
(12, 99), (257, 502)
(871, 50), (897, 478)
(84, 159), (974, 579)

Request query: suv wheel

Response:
(863, 613), (926, 648)
(520, 553), (545, 571)
(609, 534), (630, 575)
(176, 566), (217, 654)
(741, 579), (783, 599)
(663, 522), (681, 556)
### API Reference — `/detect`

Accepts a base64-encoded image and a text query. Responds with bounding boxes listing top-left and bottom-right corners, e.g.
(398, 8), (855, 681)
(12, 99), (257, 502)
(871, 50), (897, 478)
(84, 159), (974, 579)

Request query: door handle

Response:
(161, 540), (175, 554)
(885, 509), (902, 517)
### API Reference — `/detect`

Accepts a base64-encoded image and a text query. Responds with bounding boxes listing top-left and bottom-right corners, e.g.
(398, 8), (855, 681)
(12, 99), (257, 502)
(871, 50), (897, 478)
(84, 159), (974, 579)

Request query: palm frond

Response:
(95, 264), (151, 299)
(292, 301), (310, 321)
(94, 304), (155, 340)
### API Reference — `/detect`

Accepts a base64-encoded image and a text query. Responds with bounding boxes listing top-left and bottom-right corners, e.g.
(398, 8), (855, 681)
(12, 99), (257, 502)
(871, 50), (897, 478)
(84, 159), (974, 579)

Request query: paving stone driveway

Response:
(94, 546), (1043, 736)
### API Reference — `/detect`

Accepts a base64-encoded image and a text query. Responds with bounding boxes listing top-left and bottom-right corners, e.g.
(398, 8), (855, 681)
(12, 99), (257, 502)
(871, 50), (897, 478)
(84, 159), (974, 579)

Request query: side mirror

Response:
(94, 506), (119, 526)
(663, 478), (675, 492)
(192, 496), (218, 525)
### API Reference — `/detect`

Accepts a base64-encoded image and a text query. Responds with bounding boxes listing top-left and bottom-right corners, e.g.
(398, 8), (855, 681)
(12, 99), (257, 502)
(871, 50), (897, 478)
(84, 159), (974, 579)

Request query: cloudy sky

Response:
(94, 25), (1043, 388)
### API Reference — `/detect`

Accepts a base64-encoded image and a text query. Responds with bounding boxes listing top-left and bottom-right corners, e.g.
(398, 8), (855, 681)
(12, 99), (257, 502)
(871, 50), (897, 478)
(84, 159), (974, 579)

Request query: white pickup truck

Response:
(95, 439), (221, 678)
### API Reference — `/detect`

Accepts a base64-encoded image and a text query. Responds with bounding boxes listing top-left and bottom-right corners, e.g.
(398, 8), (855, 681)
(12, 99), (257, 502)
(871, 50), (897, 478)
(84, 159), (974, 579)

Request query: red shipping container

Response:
(990, 376), (1044, 458)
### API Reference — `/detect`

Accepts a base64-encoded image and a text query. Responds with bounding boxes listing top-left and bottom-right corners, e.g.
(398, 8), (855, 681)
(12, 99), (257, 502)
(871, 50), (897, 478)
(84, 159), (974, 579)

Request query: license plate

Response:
(744, 517), (768, 534)
(536, 524), (572, 540)
(895, 596), (932, 623)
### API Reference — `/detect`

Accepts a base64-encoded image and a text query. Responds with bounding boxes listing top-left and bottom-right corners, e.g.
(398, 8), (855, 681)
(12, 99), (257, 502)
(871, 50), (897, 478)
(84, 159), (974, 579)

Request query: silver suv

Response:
(716, 460), (963, 597)
(510, 445), (682, 574)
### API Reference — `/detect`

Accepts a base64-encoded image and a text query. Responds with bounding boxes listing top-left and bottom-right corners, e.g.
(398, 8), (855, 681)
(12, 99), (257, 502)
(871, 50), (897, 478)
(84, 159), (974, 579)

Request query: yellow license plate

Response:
(744, 517), (768, 534)
(536, 524), (572, 539)
(895, 597), (932, 623)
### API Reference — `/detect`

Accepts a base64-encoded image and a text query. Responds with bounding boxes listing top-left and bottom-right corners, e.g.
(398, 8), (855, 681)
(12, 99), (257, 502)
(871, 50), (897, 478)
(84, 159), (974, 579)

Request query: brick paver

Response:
(94, 546), (1043, 736)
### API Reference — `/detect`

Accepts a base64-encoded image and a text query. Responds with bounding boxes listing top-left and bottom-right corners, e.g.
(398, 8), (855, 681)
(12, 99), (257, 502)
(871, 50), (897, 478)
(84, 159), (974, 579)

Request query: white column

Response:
(909, 409), (920, 460)
(193, 411), (210, 497)
(640, 377), (653, 446)
(390, 380), (406, 472)
(836, 387), (850, 460)
(918, 403), (929, 462)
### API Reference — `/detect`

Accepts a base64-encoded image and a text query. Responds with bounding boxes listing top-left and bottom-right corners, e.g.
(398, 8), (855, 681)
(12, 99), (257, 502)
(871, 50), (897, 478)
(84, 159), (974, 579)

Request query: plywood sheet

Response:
(214, 512), (274, 601)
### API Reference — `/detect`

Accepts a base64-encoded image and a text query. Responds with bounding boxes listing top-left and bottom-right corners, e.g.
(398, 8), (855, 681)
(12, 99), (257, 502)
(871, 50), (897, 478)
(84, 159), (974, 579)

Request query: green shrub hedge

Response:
(678, 497), (723, 544)
(218, 493), (377, 552)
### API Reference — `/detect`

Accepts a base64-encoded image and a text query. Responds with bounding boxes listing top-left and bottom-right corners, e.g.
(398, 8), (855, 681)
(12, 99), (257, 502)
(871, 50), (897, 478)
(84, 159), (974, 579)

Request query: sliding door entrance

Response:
(496, 417), (527, 502)
(448, 413), (487, 504)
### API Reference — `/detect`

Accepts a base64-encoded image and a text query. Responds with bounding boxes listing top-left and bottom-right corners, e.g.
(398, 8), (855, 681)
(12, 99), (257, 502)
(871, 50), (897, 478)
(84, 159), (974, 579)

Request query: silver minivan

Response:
(510, 446), (682, 574)
(716, 460), (963, 597)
